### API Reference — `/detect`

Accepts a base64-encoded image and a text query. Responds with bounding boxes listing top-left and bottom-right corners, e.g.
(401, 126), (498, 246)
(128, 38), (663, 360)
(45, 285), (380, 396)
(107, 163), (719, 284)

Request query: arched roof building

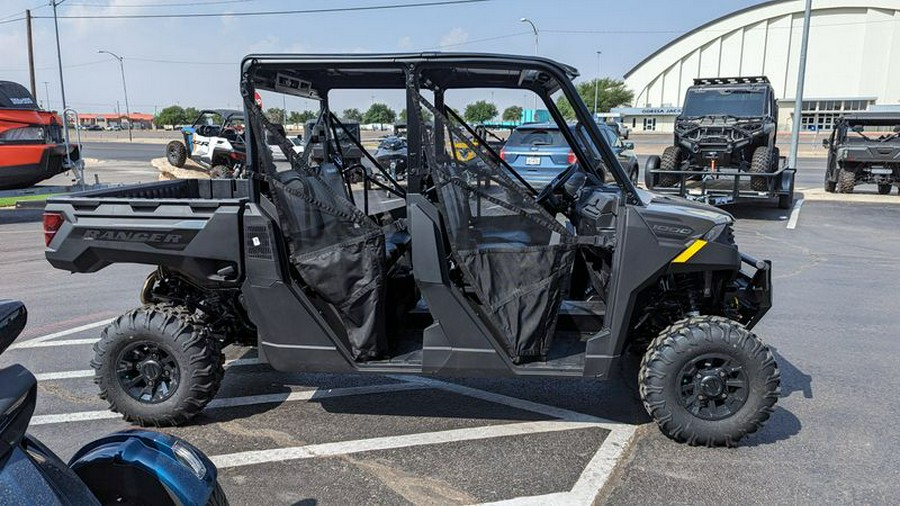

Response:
(618, 0), (900, 132)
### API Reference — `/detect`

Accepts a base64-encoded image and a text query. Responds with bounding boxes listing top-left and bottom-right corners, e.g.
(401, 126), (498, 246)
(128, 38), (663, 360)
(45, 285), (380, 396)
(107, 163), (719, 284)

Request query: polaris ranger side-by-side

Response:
(645, 76), (794, 209)
(823, 112), (900, 194)
(44, 54), (779, 447)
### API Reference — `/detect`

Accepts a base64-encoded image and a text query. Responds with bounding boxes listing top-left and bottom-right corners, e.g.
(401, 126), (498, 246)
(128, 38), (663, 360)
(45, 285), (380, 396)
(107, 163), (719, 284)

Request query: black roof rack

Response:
(693, 76), (770, 86)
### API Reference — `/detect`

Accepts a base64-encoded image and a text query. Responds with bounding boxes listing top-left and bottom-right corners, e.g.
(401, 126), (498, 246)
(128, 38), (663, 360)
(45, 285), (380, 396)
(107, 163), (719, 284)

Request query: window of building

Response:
(643, 117), (656, 131)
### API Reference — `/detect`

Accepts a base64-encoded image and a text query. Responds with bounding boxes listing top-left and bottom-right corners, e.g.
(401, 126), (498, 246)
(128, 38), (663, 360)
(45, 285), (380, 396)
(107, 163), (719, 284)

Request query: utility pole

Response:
(98, 50), (132, 141)
(51, 0), (72, 150)
(593, 51), (602, 116)
(789, 0), (813, 170)
(520, 18), (539, 113)
(26, 10), (36, 98)
(43, 81), (50, 111)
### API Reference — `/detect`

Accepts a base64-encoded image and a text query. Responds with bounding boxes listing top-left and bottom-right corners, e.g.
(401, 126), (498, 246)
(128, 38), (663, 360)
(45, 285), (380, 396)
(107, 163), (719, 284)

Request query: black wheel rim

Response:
(677, 353), (749, 421)
(116, 341), (180, 404)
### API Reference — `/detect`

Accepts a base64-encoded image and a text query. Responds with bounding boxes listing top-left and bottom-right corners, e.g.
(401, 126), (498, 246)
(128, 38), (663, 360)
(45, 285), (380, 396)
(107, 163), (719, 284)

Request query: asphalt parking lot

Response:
(2, 149), (899, 504)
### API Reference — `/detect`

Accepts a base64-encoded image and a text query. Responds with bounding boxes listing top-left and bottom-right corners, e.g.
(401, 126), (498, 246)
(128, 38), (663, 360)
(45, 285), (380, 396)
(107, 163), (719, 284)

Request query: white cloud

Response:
(439, 28), (468, 49)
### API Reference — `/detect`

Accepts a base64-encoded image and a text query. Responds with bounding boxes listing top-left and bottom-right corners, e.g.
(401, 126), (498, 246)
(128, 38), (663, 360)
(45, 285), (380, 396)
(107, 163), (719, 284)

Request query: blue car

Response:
(500, 122), (639, 188)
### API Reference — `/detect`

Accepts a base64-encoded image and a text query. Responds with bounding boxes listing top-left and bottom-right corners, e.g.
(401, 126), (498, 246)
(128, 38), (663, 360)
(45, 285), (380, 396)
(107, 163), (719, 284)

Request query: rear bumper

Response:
(0, 144), (79, 190)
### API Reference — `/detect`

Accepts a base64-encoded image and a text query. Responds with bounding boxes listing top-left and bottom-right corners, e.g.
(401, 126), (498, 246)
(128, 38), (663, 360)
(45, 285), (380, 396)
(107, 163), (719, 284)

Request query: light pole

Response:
(593, 51), (602, 117)
(98, 50), (133, 141)
(42, 81), (51, 111)
(788, 0), (813, 170)
(51, 1), (69, 141)
(520, 18), (539, 112)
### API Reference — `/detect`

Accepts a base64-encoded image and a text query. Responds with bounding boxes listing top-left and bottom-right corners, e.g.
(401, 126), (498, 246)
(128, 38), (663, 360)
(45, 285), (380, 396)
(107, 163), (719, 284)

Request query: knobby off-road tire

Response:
(639, 315), (780, 447)
(92, 304), (225, 427)
(658, 146), (683, 187)
(824, 180), (837, 193)
(749, 146), (777, 192)
(207, 482), (229, 506)
(877, 183), (892, 195)
(166, 141), (187, 168)
(837, 167), (856, 193)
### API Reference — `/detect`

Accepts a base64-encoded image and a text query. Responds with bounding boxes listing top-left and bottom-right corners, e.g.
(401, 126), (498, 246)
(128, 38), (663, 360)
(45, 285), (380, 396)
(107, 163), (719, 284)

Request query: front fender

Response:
(69, 430), (219, 506)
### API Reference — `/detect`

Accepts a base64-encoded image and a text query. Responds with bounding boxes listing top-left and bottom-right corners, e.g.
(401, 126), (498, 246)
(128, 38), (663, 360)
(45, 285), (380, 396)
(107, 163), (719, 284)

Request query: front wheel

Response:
(92, 304), (225, 426)
(166, 141), (187, 167)
(639, 316), (780, 447)
(657, 146), (683, 187)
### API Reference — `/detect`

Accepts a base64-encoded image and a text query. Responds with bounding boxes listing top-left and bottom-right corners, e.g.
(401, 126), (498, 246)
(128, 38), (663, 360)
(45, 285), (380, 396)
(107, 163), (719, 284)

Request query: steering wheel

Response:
(535, 163), (581, 210)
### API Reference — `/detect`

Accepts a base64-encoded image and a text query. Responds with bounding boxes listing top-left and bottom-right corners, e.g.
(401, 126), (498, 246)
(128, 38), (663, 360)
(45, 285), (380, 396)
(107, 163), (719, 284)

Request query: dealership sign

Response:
(611, 106), (683, 116)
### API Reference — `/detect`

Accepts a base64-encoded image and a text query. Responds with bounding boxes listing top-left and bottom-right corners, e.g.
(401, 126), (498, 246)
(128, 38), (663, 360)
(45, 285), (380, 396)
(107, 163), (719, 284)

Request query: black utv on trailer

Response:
(645, 76), (794, 208)
(823, 112), (900, 194)
(43, 53), (779, 446)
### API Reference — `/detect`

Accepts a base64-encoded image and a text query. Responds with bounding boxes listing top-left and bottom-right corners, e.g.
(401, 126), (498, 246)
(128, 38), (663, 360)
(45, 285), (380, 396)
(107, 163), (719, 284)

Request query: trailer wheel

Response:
(643, 155), (660, 189)
(836, 168), (856, 193)
(749, 146), (776, 192)
(639, 315), (780, 447)
(92, 304), (225, 427)
(209, 165), (232, 179)
(166, 141), (187, 167)
(658, 146), (683, 187)
(877, 184), (892, 195)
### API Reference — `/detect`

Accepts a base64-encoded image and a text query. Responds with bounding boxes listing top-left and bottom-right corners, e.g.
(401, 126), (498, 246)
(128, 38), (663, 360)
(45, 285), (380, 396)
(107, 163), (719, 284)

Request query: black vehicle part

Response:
(644, 155), (660, 189)
(749, 145), (776, 192)
(209, 165), (232, 179)
(837, 167), (856, 193)
(244, 95), (388, 361)
(639, 315), (779, 446)
(878, 183), (892, 195)
(658, 146), (683, 187)
(417, 93), (575, 363)
(166, 141), (187, 168)
(91, 304), (225, 426)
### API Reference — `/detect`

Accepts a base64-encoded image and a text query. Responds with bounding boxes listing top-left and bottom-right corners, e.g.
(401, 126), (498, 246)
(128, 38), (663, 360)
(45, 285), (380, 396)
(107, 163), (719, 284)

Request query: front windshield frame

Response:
(682, 87), (768, 119)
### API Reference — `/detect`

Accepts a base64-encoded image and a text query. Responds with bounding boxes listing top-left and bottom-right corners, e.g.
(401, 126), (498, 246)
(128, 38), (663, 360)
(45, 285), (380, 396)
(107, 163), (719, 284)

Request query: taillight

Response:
(229, 151), (245, 160)
(567, 151), (577, 165)
(499, 148), (506, 161)
(42, 212), (64, 247)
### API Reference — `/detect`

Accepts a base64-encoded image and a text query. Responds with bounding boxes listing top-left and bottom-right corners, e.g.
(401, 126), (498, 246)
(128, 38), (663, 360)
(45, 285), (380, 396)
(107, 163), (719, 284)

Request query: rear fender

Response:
(68, 429), (218, 506)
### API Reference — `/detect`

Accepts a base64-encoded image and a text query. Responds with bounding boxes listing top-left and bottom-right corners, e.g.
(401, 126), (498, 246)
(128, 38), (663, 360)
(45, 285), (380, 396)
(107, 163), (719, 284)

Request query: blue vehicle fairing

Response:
(181, 126), (196, 152)
(69, 429), (218, 506)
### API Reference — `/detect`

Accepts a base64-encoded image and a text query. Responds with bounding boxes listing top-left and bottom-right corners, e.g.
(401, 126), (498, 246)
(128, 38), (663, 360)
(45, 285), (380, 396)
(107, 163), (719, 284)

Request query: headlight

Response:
(172, 441), (208, 479)
(703, 222), (733, 243)
(0, 126), (46, 142)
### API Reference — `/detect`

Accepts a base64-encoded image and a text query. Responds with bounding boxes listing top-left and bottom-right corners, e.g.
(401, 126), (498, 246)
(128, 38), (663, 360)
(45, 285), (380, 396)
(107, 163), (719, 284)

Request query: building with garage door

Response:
(618, 0), (900, 133)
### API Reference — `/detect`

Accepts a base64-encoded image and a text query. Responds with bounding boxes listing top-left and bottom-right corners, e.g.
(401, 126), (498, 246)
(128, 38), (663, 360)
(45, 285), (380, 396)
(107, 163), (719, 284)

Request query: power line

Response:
(63, 0), (262, 7)
(421, 31), (529, 50)
(0, 16), (26, 25)
(33, 0), (492, 19)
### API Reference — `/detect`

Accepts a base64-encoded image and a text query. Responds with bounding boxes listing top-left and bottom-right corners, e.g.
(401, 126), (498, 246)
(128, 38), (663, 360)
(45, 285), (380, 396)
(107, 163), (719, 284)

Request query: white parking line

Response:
(30, 382), (428, 426)
(15, 338), (100, 349)
(786, 198), (805, 229)
(9, 319), (113, 350)
(211, 420), (602, 469)
(33, 357), (265, 382)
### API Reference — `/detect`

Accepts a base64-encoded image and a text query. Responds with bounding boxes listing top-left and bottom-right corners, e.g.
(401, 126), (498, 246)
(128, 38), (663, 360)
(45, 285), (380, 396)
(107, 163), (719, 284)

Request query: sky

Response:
(0, 0), (764, 116)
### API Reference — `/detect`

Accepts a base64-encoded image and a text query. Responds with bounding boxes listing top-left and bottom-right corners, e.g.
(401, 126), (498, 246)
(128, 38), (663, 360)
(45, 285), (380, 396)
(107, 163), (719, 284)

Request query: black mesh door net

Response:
(416, 94), (575, 363)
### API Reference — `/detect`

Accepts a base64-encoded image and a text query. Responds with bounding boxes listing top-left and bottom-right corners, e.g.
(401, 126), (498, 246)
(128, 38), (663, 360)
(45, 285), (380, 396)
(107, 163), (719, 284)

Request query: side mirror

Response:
(623, 142), (635, 150)
(821, 139), (830, 148)
(0, 300), (27, 356)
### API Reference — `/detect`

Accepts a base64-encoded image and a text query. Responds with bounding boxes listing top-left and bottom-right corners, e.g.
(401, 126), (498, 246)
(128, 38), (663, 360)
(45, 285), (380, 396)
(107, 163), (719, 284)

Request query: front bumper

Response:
(735, 252), (772, 329)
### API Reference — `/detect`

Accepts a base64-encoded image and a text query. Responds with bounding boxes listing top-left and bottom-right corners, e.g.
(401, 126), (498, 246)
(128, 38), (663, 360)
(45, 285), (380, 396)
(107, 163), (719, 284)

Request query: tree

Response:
(555, 78), (634, 121)
(153, 105), (185, 127)
(463, 100), (498, 123)
(502, 105), (523, 122)
(342, 108), (362, 122)
(363, 103), (396, 124)
(398, 108), (432, 122)
(265, 107), (285, 124)
(288, 110), (318, 124)
(183, 107), (200, 123)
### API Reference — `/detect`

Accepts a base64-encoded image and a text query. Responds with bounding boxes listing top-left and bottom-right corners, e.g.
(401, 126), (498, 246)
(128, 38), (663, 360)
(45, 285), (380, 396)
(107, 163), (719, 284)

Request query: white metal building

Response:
(619, 0), (900, 133)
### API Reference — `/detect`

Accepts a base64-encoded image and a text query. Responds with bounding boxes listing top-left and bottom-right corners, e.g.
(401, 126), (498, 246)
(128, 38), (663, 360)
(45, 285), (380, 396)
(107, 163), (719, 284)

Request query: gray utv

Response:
(823, 112), (900, 194)
(645, 76), (794, 209)
(43, 53), (779, 447)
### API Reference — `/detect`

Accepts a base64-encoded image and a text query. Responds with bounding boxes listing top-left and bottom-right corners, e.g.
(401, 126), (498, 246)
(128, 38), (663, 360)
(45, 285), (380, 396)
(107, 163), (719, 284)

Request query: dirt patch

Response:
(151, 157), (209, 180)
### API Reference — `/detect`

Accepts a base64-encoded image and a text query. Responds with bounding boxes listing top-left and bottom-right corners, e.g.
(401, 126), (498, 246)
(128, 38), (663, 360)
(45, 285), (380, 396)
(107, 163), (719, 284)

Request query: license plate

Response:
(525, 156), (541, 165)
(870, 168), (892, 175)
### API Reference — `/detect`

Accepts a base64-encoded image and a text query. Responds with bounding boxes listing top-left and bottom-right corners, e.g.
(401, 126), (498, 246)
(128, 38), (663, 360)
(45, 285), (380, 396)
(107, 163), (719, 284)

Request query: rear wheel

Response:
(658, 146), (683, 187)
(878, 183), (892, 195)
(639, 315), (780, 447)
(166, 141), (187, 167)
(749, 146), (776, 192)
(92, 304), (224, 426)
(837, 167), (856, 193)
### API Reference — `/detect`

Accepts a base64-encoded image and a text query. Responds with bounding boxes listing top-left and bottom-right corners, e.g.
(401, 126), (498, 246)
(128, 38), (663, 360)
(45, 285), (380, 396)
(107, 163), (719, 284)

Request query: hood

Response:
(636, 188), (734, 241)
